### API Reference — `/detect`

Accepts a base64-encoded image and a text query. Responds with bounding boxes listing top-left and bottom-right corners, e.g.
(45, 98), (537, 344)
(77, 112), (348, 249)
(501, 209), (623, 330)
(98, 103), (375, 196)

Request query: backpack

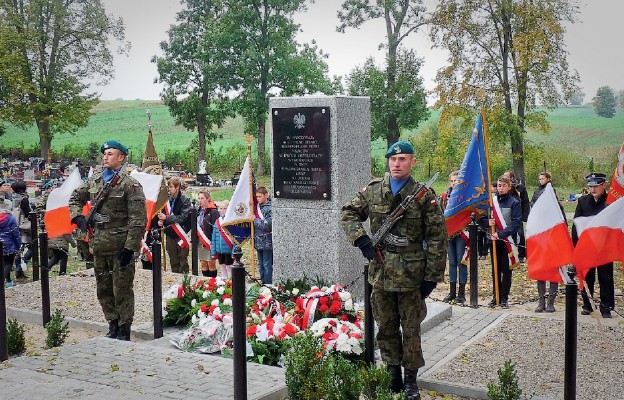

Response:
(11, 194), (31, 234)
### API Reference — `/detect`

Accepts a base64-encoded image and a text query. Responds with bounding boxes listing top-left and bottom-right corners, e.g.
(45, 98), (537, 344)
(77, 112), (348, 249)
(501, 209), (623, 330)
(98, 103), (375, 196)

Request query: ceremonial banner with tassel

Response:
(606, 142), (624, 205)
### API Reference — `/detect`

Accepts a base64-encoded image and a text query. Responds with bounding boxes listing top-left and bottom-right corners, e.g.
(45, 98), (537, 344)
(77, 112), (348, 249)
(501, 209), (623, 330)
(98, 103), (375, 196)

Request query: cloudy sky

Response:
(93, 0), (622, 104)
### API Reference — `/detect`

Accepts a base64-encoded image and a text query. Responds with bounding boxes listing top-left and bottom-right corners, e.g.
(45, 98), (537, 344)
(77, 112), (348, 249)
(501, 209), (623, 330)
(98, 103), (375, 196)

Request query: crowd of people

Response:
(437, 167), (616, 318)
(1, 139), (275, 342)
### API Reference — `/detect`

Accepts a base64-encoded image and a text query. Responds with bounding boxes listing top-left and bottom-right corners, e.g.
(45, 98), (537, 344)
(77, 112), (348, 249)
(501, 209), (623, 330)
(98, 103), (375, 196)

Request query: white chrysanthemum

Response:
(344, 299), (354, 311)
(213, 307), (222, 315)
(217, 287), (225, 295)
(191, 299), (197, 307)
(211, 299), (220, 306)
(338, 291), (352, 301)
(291, 288), (300, 296)
(202, 291), (210, 298)
(223, 298), (233, 306)
(162, 301), (168, 317)
(191, 314), (198, 324)
(261, 287), (272, 297)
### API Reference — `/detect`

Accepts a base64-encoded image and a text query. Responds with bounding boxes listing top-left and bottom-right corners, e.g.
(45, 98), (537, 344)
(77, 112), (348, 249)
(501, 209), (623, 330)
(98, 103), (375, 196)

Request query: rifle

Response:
(85, 167), (125, 234)
(370, 172), (440, 263)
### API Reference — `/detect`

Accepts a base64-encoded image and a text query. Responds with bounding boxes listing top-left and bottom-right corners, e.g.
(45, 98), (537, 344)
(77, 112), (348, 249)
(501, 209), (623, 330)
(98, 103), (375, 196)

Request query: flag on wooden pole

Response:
(526, 183), (573, 282)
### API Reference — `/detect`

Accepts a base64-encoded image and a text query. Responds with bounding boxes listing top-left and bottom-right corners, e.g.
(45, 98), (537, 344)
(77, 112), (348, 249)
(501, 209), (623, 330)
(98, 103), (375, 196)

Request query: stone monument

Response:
(269, 96), (370, 299)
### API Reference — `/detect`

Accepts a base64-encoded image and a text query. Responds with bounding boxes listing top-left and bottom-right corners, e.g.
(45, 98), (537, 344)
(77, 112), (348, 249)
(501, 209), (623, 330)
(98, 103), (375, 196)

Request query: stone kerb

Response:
(269, 96), (371, 299)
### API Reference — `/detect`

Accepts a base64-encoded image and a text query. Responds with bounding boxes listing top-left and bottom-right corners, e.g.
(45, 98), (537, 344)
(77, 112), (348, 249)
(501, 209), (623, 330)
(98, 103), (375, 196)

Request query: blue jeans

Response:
(448, 235), (468, 284)
(257, 249), (273, 284)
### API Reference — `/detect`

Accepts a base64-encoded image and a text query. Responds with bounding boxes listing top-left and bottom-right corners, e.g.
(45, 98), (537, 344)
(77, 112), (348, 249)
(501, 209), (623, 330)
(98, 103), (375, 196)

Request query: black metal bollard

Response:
(364, 262), (375, 365)
(38, 227), (51, 326)
(564, 266), (578, 400)
(0, 241), (7, 361)
(469, 213), (479, 307)
(29, 212), (39, 282)
(152, 230), (163, 339)
(231, 245), (247, 400)
(190, 199), (198, 276)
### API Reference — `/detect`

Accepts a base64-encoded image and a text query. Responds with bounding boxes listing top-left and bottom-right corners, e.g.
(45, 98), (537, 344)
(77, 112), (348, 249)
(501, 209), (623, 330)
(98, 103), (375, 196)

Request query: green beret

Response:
(385, 141), (414, 158)
(100, 140), (128, 156)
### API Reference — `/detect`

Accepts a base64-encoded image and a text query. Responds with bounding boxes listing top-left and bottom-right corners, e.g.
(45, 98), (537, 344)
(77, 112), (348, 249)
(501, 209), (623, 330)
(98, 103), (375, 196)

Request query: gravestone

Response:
(269, 96), (371, 299)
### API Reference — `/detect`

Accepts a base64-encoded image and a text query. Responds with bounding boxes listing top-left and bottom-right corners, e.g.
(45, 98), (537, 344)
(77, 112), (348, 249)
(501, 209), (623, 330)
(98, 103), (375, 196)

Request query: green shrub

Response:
(487, 360), (523, 400)
(360, 363), (394, 400)
(283, 332), (330, 400)
(45, 309), (70, 348)
(323, 355), (362, 400)
(7, 318), (26, 356)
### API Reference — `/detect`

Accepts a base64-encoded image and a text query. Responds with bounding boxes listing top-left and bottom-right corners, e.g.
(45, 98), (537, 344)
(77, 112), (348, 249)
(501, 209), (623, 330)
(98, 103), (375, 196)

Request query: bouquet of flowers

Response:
(309, 317), (364, 357)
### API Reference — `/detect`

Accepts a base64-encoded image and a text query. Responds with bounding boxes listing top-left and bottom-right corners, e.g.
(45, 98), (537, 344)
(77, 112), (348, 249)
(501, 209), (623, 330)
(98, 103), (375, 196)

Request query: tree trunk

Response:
(256, 116), (266, 175)
(36, 118), (52, 159)
(197, 114), (206, 170)
(514, 74), (528, 184)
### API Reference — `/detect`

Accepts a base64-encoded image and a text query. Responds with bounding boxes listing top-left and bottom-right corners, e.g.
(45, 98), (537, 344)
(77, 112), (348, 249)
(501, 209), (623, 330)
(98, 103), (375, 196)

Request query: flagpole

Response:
(245, 135), (257, 280)
(481, 107), (500, 305)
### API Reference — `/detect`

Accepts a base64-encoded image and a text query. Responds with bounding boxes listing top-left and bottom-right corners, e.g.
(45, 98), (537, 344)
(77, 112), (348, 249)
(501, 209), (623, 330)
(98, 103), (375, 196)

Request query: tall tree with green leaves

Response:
(152, 0), (234, 168)
(430, 0), (579, 181)
(0, 0), (127, 157)
(593, 86), (616, 118)
(429, 0), (580, 182)
(222, 0), (336, 175)
(338, 0), (428, 148)
(346, 50), (429, 143)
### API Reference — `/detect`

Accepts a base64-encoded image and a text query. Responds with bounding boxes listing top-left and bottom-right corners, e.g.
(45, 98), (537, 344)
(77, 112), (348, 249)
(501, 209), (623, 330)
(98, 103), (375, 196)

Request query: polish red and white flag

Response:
(526, 183), (573, 283)
(44, 169), (83, 239)
(573, 197), (624, 275)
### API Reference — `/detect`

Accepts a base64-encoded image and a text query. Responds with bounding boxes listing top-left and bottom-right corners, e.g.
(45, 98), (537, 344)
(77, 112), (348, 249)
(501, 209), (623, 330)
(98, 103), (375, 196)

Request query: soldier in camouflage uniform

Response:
(341, 141), (447, 400)
(69, 140), (146, 341)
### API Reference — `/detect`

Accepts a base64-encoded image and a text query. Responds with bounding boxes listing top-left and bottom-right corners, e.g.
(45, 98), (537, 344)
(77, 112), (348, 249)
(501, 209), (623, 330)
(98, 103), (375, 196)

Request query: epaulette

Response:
(360, 177), (383, 193)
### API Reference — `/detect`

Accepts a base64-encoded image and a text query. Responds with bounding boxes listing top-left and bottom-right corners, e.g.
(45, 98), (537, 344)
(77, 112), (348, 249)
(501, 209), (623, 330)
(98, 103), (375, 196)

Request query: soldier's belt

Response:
(94, 220), (128, 230)
(382, 242), (422, 253)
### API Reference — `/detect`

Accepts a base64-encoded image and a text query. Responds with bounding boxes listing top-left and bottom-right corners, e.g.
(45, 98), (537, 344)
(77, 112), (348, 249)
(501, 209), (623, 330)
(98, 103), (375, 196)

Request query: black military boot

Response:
(545, 283), (558, 313)
(404, 368), (421, 400)
(116, 323), (132, 341)
(106, 320), (119, 339)
(388, 364), (403, 393)
(442, 282), (456, 303)
(456, 283), (466, 304)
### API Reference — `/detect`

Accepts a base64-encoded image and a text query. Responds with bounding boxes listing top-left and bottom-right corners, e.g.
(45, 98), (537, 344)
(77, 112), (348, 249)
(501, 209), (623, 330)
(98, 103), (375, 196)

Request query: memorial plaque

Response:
(272, 107), (331, 200)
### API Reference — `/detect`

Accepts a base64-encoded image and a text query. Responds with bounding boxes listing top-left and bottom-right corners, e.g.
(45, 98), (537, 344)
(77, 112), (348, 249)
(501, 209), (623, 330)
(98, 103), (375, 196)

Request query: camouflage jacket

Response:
(69, 170), (146, 256)
(341, 175), (448, 291)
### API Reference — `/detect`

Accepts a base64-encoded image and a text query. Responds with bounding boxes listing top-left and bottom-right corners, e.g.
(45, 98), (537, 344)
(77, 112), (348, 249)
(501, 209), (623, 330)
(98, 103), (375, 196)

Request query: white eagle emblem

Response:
(234, 202), (249, 217)
(293, 113), (306, 129)
(394, 145), (401, 154)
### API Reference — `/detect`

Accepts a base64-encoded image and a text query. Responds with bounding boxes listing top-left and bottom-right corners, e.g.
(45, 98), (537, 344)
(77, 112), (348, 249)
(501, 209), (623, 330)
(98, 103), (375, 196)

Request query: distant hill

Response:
(2, 101), (621, 165)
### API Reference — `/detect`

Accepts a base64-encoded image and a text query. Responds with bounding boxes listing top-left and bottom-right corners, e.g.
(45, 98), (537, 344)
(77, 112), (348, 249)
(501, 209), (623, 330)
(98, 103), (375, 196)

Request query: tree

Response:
(222, 0), (336, 175)
(338, 0), (428, 148)
(152, 0), (234, 169)
(346, 50), (429, 142)
(429, 0), (580, 182)
(569, 90), (585, 106)
(593, 86), (616, 118)
(617, 89), (624, 109)
(0, 0), (127, 157)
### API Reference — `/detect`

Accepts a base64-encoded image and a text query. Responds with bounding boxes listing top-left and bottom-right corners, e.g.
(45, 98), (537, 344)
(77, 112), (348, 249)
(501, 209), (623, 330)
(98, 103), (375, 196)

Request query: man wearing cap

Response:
(69, 140), (147, 339)
(572, 172), (614, 318)
(341, 141), (447, 400)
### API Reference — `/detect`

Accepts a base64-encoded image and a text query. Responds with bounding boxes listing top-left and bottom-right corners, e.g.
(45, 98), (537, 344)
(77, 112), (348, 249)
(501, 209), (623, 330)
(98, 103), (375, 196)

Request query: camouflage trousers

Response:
(94, 254), (135, 325)
(371, 289), (427, 370)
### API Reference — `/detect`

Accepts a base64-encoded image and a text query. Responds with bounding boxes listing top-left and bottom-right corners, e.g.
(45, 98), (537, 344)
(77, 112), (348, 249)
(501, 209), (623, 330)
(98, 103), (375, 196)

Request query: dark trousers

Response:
(166, 237), (189, 274)
(3, 253), (15, 283)
(581, 263), (615, 312)
(477, 229), (488, 256)
(48, 248), (69, 275)
(491, 240), (512, 302)
(516, 226), (526, 259)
